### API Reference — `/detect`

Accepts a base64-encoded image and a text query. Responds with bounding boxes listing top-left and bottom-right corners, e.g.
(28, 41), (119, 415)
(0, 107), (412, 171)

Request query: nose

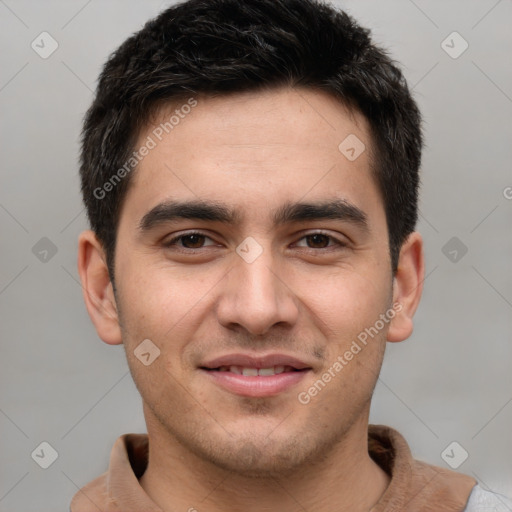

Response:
(215, 246), (299, 336)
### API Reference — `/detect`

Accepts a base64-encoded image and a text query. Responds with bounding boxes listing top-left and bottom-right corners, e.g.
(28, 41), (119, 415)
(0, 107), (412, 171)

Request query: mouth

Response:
(208, 365), (305, 376)
(199, 353), (313, 397)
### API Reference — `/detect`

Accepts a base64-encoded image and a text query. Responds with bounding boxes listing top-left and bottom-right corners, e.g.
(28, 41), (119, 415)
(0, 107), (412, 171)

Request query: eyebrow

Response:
(139, 200), (240, 231)
(274, 200), (368, 230)
(138, 198), (369, 232)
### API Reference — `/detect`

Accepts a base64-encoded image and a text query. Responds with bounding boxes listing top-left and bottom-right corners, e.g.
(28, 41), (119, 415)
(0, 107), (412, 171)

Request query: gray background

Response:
(1, 0), (511, 510)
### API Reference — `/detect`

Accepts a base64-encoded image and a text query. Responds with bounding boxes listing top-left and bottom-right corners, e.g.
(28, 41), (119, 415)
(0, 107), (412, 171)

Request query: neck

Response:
(139, 411), (390, 512)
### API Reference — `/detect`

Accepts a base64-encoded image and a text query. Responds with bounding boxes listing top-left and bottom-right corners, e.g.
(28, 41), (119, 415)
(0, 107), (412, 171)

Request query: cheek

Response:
(296, 266), (390, 337)
(118, 263), (204, 333)
(116, 263), (219, 387)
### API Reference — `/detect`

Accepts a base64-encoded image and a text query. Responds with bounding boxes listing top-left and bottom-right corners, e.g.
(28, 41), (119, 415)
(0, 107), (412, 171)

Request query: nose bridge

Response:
(216, 240), (298, 335)
(239, 247), (280, 303)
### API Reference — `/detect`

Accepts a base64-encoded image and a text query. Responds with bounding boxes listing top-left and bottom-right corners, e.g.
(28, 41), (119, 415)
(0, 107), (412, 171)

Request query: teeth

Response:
(216, 365), (293, 376)
(258, 367), (276, 376)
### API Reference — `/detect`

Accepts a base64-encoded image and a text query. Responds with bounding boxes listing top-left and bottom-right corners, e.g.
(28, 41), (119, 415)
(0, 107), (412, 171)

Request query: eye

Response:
(294, 232), (347, 250)
(164, 231), (217, 249)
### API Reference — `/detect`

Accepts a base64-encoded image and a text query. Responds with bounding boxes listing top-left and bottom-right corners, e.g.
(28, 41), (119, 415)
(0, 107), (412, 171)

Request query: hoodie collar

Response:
(71, 424), (477, 512)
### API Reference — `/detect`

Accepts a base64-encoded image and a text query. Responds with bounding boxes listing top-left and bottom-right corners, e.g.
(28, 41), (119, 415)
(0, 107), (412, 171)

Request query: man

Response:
(72, 0), (511, 510)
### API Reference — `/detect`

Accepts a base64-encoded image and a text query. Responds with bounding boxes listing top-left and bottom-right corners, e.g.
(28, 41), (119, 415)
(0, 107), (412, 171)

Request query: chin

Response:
(204, 440), (307, 478)
(185, 426), (333, 479)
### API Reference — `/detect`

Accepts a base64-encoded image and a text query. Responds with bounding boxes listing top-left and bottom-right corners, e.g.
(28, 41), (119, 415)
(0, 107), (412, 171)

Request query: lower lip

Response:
(201, 369), (310, 397)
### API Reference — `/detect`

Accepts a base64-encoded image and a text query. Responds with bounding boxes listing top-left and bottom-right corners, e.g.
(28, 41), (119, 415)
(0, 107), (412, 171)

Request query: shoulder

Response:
(463, 484), (512, 512)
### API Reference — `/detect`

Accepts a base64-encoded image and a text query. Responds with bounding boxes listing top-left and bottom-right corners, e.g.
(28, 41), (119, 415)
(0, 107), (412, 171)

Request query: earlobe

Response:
(77, 230), (123, 345)
(387, 231), (424, 343)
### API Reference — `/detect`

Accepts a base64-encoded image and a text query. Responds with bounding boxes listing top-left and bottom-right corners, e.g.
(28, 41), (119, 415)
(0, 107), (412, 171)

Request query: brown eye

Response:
(294, 231), (347, 251)
(164, 231), (216, 250)
(180, 233), (206, 248)
(305, 234), (331, 248)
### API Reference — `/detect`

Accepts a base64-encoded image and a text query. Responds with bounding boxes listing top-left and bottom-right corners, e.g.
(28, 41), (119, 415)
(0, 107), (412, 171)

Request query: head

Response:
(80, 0), (422, 280)
(78, 0), (424, 477)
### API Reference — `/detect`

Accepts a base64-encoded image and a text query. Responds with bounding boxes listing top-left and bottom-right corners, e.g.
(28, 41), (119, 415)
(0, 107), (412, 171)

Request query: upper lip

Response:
(200, 353), (312, 370)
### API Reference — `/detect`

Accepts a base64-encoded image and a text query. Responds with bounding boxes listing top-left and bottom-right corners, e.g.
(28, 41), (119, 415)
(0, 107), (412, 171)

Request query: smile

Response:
(214, 365), (299, 376)
(200, 354), (312, 397)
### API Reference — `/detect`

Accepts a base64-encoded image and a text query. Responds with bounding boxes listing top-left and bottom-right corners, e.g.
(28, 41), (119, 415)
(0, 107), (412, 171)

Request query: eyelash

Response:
(163, 230), (348, 253)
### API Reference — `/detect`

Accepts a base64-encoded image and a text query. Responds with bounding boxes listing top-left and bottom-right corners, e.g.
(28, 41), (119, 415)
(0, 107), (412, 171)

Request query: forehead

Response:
(121, 86), (383, 228)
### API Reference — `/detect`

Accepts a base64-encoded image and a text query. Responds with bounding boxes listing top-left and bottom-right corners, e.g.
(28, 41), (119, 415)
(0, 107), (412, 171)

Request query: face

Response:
(109, 87), (398, 475)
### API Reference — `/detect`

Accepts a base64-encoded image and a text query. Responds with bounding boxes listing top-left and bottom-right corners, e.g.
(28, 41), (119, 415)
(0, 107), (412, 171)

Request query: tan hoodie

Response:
(70, 424), (478, 512)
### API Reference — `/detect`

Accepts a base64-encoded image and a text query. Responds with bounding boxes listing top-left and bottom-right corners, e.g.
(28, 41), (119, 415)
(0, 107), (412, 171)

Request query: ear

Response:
(387, 231), (424, 343)
(77, 230), (122, 345)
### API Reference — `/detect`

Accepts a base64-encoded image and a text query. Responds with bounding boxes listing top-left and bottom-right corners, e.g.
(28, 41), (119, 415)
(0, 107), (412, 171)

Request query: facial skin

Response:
(78, 87), (424, 512)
